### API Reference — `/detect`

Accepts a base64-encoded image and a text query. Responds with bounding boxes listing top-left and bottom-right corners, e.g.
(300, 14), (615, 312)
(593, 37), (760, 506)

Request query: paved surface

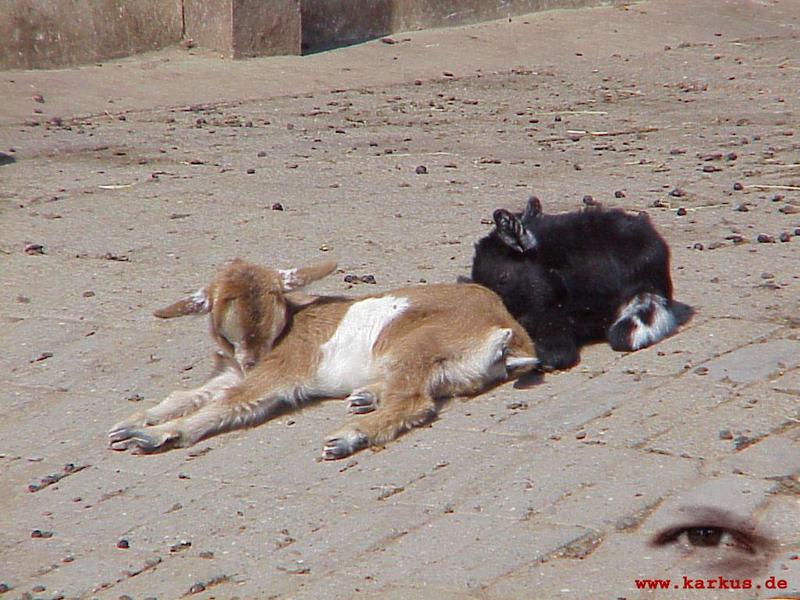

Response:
(1, 1), (799, 598)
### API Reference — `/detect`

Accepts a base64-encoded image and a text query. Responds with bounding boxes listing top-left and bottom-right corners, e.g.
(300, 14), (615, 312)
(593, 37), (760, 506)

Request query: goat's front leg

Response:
(109, 353), (243, 447)
(529, 312), (580, 371)
(109, 370), (294, 454)
(323, 389), (437, 460)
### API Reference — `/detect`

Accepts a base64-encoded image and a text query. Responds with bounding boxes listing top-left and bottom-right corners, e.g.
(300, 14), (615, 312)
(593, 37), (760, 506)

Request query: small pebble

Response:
(271, 202), (284, 211)
(676, 207), (687, 216)
(582, 195), (599, 206)
(757, 234), (775, 243)
(614, 190), (626, 198)
(694, 366), (709, 375)
(257, 151), (267, 157)
(734, 203), (749, 212)
(32, 585), (46, 593)
(575, 431), (587, 440)
(669, 188), (686, 198)
(771, 194), (784, 202)
(0, 583), (10, 593)
(83, 290), (95, 298)
(779, 232), (791, 242)
(24, 243), (45, 255)
(725, 152), (738, 161)
(246, 168), (255, 174)
(733, 181), (744, 191)
(117, 539), (130, 549)
(31, 529), (53, 539)
(415, 165), (428, 175)
(719, 429), (733, 440)
(33, 94), (45, 103)
(189, 583), (206, 594)
(360, 275), (376, 284)
(693, 243), (704, 250)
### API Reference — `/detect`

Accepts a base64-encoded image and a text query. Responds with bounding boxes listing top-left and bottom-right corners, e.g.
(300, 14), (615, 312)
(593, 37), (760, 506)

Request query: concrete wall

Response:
(0, 0), (616, 69)
(184, 0), (301, 59)
(302, 0), (615, 53)
(0, 0), (183, 70)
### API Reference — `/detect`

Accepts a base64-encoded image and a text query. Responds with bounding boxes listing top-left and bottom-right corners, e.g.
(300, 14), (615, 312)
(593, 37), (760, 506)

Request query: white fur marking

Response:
(190, 288), (211, 313)
(278, 268), (300, 290)
(315, 296), (410, 395)
(429, 327), (514, 395)
(617, 294), (677, 350)
(506, 356), (540, 370)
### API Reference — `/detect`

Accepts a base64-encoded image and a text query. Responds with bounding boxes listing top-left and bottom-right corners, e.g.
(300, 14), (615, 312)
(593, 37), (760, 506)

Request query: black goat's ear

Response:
(522, 196), (543, 222)
(493, 209), (538, 253)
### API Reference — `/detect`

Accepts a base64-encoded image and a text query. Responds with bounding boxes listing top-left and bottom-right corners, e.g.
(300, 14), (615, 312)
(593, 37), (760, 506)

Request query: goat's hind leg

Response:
(344, 383), (384, 415)
(323, 326), (534, 460)
(323, 388), (437, 460)
(108, 353), (243, 450)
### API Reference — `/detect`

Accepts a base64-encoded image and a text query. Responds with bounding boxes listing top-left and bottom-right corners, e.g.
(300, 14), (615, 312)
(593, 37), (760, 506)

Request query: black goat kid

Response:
(471, 197), (679, 370)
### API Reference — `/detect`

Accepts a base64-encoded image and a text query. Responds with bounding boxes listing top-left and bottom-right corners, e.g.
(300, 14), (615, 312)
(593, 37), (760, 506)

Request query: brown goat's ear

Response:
(285, 291), (320, 308)
(278, 260), (338, 291)
(153, 289), (211, 318)
(493, 209), (538, 254)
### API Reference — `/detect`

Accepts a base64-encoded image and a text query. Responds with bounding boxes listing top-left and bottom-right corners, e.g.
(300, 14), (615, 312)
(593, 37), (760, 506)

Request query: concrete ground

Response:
(1, 0), (799, 598)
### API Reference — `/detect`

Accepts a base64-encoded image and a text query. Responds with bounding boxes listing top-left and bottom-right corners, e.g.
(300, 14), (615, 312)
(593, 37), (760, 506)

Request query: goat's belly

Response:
(312, 295), (411, 396)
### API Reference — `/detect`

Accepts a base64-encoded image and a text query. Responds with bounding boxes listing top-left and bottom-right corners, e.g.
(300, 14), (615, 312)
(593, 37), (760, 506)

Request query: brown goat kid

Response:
(109, 259), (539, 460)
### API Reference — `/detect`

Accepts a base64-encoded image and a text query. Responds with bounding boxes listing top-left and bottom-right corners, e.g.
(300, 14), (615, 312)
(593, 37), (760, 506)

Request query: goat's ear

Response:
(493, 209), (538, 254)
(278, 259), (337, 291)
(285, 290), (320, 308)
(522, 196), (543, 222)
(153, 288), (211, 318)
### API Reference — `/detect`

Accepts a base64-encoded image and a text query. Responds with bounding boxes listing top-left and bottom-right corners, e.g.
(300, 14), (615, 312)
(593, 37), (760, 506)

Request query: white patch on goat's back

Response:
(315, 296), (410, 395)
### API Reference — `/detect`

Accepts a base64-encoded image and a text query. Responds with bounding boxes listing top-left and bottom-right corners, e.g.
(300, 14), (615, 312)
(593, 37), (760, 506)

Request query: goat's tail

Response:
(608, 292), (677, 351)
(153, 288), (211, 319)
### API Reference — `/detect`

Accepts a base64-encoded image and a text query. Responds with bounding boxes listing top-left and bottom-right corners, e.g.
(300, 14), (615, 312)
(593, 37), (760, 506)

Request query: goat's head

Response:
(472, 196), (563, 321)
(154, 259), (337, 370)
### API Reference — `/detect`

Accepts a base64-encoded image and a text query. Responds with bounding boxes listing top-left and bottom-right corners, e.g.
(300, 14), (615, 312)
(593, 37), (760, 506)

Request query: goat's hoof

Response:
(108, 427), (179, 453)
(108, 412), (149, 435)
(346, 390), (377, 415)
(322, 431), (369, 460)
